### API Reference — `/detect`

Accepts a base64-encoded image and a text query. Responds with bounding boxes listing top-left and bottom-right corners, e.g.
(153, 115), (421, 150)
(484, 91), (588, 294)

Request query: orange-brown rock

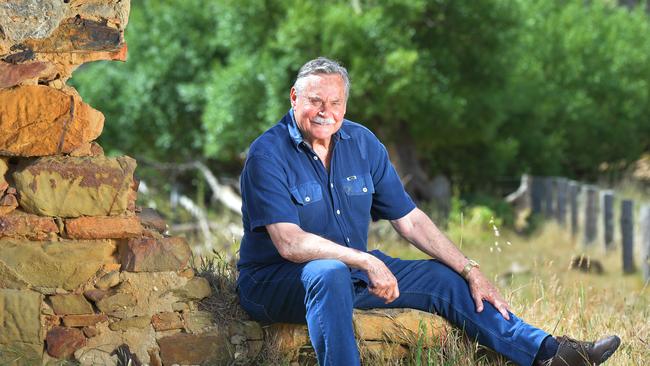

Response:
(69, 141), (105, 157)
(0, 85), (103, 157)
(0, 157), (9, 196)
(63, 314), (109, 328)
(82, 326), (98, 338)
(83, 289), (110, 303)
(65, 216), (142, 240)
(46, 326), (87, 359)
(151, 312), (184, 331)
(353, 308), (448, 347)
(0, 61), (51, 88)
(0, 210), (59, 240)
(119, 236), (192, 272)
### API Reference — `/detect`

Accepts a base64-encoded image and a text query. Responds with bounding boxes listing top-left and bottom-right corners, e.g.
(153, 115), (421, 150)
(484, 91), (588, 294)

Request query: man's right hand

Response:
(364, 254), (399, 303)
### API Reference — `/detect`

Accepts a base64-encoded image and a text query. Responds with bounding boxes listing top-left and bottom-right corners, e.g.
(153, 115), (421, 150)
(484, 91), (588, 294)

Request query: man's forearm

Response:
(266, 222), (370, 270)
(391, 208), (470, 274)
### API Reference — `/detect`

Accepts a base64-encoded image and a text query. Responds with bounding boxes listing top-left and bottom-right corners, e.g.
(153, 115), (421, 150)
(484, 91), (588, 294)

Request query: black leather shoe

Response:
(548, 335), (621, 365)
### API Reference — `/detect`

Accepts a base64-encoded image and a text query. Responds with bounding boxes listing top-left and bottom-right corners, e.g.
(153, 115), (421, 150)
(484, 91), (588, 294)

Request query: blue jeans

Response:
(237, 250), (548, 366)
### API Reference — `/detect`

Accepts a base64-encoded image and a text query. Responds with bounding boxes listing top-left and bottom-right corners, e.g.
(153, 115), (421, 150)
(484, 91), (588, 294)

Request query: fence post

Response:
(602, 190), (615, 250)
(555, 178), (568, 227)
(531, 176), (544, 215)
(569, 181), (580, 237)
(544, 177), (554, 219)
(584, 186), (598, 246)
(641, 205), (650, 283)
(621, 200), (635, 274)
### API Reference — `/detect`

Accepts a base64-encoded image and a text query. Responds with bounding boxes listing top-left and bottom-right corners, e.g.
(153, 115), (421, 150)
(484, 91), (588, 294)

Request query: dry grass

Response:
(193, 213), (650, 365)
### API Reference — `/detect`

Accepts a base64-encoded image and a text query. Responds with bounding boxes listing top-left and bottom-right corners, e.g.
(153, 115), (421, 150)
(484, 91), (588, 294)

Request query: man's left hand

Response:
(466, 269), (511, 320)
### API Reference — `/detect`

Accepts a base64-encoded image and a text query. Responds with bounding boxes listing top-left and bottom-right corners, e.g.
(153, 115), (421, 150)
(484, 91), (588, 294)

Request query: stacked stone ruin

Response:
(0, 1), (448, 365)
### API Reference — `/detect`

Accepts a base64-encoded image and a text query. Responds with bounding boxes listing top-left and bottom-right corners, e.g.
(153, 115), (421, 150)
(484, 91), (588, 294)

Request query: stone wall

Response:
(0, 1), (449, 365)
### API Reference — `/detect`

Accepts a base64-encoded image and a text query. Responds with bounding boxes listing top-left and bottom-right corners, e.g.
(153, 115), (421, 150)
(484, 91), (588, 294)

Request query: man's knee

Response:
(303, 259), (351, 290)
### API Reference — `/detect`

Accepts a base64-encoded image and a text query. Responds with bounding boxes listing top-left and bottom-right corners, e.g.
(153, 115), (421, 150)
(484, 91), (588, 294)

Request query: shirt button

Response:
(305, 196), (311, 202)
(336, 210), (341, 215)
(313, 156), (318, 160)
(330, 183), (334, 188)
(362, 187), (368, 192)
(346, 237), (350, 243)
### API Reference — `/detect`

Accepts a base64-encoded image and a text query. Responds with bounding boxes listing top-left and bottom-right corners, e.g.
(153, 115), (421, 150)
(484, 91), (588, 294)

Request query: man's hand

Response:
(466, 269), (511, 320)
(364, 254), (399, 304)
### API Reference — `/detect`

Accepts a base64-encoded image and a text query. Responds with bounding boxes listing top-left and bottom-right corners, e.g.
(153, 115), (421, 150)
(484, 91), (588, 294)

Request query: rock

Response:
(119, 236), (191, 272)
(183, 311), (216, 334)
(0, 0), (67, 43)
(75, 322), (157, 366)
(84, 289), (110, 303)
(265, 323), (310, 355)
(0, 85), (104, 157)
(69, 141), (105, 157)
(82, 326), (99, 338)
(13, 155), (137, 217)
(0, 61), (50, 88)
(109, 316), (151, 331)
(0, 157), (8, 193)
(95, 293), (137, 316)
(158, 332), (230, 366)
(35, 43), (128, 83)
(228, 321), (263, 341)
(0, 239), (117, 290)
(138, 207), (168, 234)
(0, 193), (18, 216)
(0, 210), (59, 240)
(173, 277), (212, 301)
(353, 308), (448, 347)
(66, 216), (142, 240)
(95, 271), (121, 290)
(362, 341), (409, 359)
(50, 294), (94, 315)
(151, 312), (183, 331)
(0, 289), (44, 360)
(46, 326), (87, 359)
(23, 17), (121, 53)
(63, 314), (109, 327)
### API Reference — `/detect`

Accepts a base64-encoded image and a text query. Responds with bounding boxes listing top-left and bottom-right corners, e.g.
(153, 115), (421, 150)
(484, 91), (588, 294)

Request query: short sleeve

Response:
(369, 142), (416, 221)
(241, 155), (300, 231)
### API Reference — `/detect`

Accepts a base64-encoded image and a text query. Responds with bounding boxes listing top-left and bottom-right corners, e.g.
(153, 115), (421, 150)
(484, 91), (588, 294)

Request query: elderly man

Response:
(236, 57), (620, 366)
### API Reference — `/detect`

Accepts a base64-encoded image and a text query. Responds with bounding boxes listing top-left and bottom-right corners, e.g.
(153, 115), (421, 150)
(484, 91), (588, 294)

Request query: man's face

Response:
(290, 74), (347, 144)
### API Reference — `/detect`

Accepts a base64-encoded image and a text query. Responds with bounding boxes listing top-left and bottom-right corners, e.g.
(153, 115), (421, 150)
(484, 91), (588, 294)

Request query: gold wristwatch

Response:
(461, 259), (479, 279)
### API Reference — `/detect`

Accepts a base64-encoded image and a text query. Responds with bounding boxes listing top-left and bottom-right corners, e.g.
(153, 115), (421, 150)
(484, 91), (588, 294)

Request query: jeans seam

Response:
(401, 289), (536, 358)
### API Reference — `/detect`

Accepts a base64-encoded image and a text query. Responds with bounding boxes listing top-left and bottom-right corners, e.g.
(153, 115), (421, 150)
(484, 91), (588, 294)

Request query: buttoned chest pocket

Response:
(341, 173), (374, 223)
(290, 181), (324, 228)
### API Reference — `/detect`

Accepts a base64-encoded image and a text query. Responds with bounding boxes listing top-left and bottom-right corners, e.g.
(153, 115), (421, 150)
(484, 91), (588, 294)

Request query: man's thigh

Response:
(238, 259), (355, 324)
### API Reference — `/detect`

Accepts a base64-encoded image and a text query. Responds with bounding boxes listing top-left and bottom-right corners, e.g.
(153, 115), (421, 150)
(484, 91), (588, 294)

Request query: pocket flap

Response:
(341, 173), (375, 196)
(290, 181), (323, 205)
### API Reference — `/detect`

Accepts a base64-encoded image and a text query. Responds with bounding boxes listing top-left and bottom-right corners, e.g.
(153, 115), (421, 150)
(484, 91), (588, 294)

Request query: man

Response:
(237, 57), (620, 366)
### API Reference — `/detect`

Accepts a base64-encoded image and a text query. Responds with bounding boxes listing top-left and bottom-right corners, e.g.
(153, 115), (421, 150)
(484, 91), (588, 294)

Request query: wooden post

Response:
(641, 205), (650, 283)
(544, 177), (554, 219)
(569, 181), (580, 237)
(555, 178), (567, 227)
(531, 176), (544, 215)
(621, 200), (635, 274)
(584, 186), (598, 246)
(602, 190), (615, 249)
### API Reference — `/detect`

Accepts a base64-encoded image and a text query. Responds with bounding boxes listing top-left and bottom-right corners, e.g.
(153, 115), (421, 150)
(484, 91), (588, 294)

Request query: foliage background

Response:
(72, 0), (650, 196)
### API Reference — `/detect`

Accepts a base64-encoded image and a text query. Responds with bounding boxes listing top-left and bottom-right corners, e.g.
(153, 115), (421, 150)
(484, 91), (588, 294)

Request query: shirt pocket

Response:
(289, 181), (323, 206)
(341, 173), (375, 196)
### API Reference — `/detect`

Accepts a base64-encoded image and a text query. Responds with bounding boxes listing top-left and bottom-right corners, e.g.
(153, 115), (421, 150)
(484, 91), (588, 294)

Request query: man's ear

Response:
(290, 87), (298, 108)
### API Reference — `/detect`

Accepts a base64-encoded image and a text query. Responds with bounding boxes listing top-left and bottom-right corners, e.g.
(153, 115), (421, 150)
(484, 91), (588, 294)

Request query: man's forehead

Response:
(300, 74), (345, 94)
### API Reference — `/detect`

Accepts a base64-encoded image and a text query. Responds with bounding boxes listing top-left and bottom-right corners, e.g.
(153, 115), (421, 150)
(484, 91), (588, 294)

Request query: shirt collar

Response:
(287, 108), (351, 151)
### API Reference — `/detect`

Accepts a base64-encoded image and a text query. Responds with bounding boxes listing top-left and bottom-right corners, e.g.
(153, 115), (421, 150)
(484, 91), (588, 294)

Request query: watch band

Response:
(461, 259), (479, 279)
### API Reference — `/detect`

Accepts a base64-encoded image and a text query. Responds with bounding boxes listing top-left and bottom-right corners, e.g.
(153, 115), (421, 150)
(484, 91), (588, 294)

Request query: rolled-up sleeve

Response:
(241, 154), (300, 231)
(369, 142), (416, 221)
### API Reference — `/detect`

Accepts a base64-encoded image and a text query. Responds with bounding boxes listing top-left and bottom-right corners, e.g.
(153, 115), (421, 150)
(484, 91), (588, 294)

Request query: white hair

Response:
(293, 57), (350, 99)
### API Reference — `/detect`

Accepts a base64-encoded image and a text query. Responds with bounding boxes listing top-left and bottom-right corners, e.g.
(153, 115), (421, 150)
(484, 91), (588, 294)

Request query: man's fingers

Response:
(472, 292), (484, 313)
(497, 303), (510, 320)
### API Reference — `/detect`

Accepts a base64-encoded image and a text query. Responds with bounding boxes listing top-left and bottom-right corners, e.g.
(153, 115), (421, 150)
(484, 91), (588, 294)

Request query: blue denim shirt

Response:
(238, 110), (416, 282)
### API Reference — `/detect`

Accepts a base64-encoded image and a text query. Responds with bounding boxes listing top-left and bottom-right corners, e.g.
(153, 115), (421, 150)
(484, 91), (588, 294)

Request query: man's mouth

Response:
(312, 116), (336, 125)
